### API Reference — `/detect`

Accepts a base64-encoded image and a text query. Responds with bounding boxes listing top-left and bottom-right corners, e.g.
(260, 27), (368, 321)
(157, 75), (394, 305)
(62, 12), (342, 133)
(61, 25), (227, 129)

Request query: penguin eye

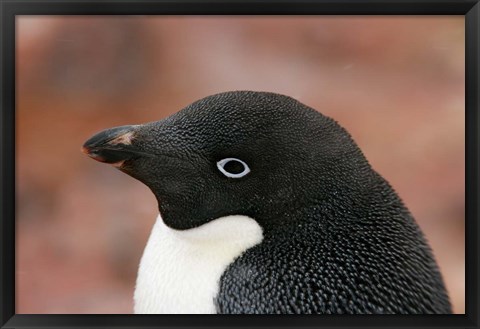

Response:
(217, 158), (250, 178)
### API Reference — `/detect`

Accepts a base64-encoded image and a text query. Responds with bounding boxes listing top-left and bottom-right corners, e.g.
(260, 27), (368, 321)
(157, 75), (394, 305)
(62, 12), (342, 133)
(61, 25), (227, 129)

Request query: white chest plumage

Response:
(133, 214), (264, 314)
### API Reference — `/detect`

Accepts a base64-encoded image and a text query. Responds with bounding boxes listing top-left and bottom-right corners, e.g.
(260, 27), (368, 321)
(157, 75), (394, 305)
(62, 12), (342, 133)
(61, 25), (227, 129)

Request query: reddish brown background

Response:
(16, 16), (465, 314)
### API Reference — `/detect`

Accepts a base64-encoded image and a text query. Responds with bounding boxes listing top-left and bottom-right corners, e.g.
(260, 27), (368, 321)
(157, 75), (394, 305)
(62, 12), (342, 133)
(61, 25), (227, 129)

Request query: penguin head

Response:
(83, 91), (372, 231)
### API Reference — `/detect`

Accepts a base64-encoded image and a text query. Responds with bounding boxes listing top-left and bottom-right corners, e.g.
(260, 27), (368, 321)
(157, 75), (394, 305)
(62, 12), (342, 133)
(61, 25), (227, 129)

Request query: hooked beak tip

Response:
(81, 145), (92, 155)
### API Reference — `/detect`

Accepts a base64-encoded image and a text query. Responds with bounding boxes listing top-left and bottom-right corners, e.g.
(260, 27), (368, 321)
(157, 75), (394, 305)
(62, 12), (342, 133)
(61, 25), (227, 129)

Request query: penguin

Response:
(82, 91), (452, 314)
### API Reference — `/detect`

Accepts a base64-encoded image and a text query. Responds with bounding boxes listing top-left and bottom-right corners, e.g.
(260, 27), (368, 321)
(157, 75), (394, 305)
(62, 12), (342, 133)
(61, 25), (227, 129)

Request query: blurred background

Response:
(16, 16), (465, 314)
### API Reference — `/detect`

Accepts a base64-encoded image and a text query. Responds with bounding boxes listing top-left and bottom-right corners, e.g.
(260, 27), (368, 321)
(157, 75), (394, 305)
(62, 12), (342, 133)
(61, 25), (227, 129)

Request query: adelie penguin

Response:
(82, 91), (451, 314)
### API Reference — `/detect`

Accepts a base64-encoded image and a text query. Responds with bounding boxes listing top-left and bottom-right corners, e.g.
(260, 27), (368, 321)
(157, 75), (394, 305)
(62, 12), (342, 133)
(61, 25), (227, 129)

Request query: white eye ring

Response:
(217, 158), (250, 178)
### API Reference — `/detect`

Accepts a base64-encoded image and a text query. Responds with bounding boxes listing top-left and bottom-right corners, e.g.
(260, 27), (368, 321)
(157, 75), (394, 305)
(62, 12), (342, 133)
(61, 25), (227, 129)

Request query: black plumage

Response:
(83, 91), (451, 314)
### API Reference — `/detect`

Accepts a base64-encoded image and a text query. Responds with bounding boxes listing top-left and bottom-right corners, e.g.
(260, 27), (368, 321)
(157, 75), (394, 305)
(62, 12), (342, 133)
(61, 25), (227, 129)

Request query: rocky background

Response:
(16, 16), (464, 314)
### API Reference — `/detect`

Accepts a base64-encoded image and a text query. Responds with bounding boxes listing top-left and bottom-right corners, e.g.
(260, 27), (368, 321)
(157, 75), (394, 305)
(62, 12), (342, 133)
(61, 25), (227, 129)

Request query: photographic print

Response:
(15, 15), (466, 315)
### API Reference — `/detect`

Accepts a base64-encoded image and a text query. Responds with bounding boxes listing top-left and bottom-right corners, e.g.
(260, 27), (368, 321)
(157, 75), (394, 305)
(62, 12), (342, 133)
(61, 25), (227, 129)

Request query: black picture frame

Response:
(1, 1), (478, 328)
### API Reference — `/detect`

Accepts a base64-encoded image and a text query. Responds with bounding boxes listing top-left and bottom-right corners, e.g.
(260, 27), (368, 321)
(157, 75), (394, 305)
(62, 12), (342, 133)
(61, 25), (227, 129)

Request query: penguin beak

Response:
(82, 125), (143, 166)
